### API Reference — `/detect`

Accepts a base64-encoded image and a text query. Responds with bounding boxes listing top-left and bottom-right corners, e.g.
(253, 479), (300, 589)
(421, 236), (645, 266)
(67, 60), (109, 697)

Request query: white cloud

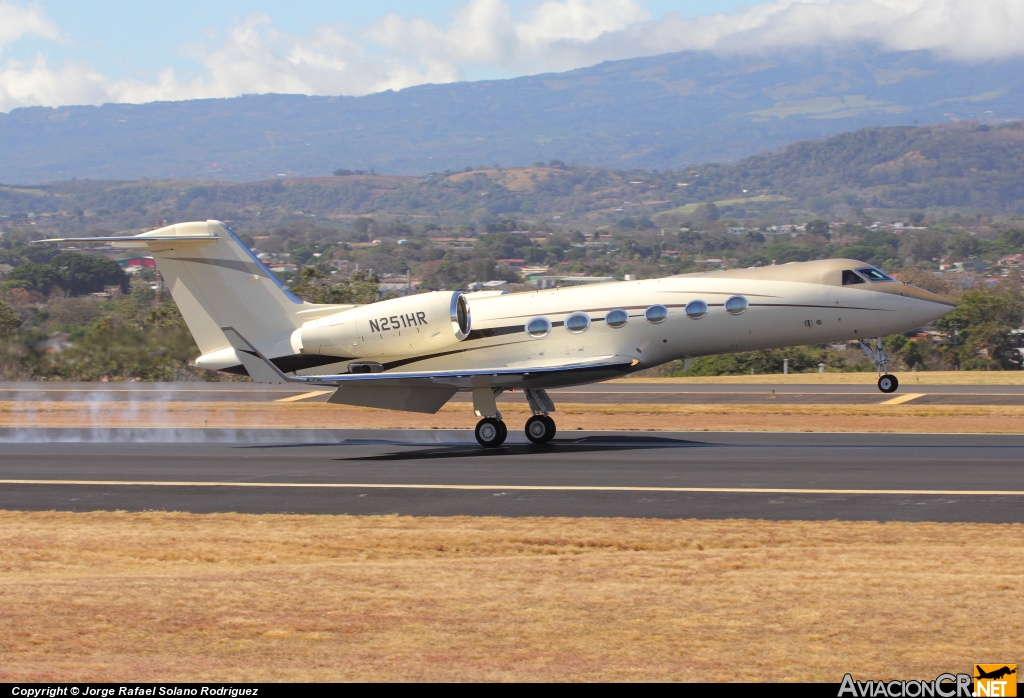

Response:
(0, 55), (108, 108)
(0, 1), (59, 52)
(3, 0), (1024, 112)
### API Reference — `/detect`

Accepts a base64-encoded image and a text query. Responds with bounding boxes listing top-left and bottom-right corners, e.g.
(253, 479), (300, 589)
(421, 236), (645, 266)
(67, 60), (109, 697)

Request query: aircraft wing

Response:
(222, 326), (638, 413)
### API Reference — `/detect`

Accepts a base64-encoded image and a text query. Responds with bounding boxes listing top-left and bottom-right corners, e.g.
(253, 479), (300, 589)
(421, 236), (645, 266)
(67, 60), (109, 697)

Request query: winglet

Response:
(220, 326), (295, 384)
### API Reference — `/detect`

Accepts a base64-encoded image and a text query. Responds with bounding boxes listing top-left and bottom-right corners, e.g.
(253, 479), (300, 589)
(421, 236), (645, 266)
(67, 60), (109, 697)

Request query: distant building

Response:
(379, 280), (420, 296)
(467, 280), (509, 292)
(117, 257), (156, 272)
(531, 275), (616, 289)
(496, 258), (525, 272)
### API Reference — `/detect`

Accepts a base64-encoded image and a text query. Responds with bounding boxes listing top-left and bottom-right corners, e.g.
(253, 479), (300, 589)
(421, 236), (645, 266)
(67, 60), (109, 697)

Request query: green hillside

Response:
(3, 121), (1024, 233)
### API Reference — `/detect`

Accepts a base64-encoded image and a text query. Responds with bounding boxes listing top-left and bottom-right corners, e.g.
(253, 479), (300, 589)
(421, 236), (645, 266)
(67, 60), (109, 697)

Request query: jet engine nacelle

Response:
(298, 291), (471, 358)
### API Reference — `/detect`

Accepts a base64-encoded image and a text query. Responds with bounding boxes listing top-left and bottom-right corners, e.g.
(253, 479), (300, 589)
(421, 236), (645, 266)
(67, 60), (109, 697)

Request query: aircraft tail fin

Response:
(138, 220), (308, 357)
(41, 220), (349, 364)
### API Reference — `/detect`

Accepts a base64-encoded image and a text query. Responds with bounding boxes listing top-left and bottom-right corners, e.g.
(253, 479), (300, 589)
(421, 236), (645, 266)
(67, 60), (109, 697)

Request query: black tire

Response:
(475, 417), (506, 448)
(542, 415), (556, 441)
(525, 415), (556, 444)
(877, 374), (899, 394)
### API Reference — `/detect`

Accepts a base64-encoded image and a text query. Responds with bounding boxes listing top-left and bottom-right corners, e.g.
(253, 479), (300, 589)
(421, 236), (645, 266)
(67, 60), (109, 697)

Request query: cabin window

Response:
(842, 270), (866, 285)
(565, 312), (591, 333)
(684, 300), (708, 319)
(605, 308), (629, 328)
(645, 305), (668, 324)
(724, 296), (749, 315)
(857, 267), (895, 282)
(525, 317), (551, 339)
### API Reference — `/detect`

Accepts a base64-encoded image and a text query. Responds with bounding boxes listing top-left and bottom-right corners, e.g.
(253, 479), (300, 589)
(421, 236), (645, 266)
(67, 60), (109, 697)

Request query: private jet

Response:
(42, 220), (956, 447)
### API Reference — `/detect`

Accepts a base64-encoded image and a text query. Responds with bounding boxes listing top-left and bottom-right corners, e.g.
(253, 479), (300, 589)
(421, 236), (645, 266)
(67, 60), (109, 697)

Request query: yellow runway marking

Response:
(2, 480), (1023, 496)
(880, 393), (925, 405)
(275, 390), (333, 402)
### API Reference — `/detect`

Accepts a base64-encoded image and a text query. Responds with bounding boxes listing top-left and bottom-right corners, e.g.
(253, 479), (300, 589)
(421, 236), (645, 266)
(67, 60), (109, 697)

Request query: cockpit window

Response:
(857, 267), (895, 282)
(842, 270), (866, 285)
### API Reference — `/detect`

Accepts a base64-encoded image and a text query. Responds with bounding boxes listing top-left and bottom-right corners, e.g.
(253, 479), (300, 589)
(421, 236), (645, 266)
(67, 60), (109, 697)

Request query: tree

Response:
(50, 253), (129, 296)
(291, 268), (380, 304)
(805, 219), (830, 238)
(692, 202), (720, 223)
(0, 298), (20, 336)
(4, 263), (62, 295)
(936, 289), (1023, 370)
(3, 253), (128, 297)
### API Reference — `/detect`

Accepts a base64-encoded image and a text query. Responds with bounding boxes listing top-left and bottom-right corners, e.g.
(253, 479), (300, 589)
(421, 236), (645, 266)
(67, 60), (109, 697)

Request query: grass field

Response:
(2, 375), (1020, 682)
(1, 512), (1020, 682)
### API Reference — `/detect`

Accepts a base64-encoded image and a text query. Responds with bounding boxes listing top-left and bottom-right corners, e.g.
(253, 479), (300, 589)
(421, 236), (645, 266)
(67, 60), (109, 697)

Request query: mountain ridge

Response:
(5, 120), (1024, 230)
(3, 46), (1024, 184)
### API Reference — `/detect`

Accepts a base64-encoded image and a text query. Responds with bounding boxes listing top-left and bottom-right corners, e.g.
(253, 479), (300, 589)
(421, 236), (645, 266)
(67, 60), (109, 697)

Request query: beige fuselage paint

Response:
(289, 268), (954, 379)
(45, 221), (955, 392)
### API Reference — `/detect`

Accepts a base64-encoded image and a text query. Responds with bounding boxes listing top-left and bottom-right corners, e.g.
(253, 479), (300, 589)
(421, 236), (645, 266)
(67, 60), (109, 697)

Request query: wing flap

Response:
(326, 385), (457, 414)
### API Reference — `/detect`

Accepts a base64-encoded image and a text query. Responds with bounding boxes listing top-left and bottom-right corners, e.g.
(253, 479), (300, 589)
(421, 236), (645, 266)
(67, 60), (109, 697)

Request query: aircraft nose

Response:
(900, 284), (957, 308)
(899, 283), (956, 323)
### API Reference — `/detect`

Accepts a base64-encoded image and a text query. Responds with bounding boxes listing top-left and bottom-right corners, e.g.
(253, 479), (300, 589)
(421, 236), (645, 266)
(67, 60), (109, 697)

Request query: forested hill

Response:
(4, 46), (1024, 183)
(674, 121), (1024, 214)
(3, 120), (1024, 229)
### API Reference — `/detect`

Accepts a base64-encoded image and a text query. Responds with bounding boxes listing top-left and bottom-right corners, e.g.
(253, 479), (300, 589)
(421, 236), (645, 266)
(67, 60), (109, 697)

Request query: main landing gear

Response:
(859, 337), (900, 394)
(474, 417), (508, 448)
(472, 387), (557, 448)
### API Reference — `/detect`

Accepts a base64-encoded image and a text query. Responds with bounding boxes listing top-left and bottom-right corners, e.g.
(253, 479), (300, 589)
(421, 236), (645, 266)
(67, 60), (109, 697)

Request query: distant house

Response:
(379, 279), (420, 296)
(496, 258), (525, 272)
(467, 280), (509, 292)
(117, 257), (156, 274)
(531, 275), (615, 289)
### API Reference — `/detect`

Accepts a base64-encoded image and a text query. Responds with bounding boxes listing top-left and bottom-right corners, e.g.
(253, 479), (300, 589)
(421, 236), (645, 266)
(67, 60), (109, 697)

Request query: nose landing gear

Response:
(859, 337), (899, 393)
(877, 374), (899, 393)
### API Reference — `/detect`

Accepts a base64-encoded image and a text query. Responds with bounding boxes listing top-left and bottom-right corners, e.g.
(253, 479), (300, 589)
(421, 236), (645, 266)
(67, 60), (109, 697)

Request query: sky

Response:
(2, 0), (1024, 112)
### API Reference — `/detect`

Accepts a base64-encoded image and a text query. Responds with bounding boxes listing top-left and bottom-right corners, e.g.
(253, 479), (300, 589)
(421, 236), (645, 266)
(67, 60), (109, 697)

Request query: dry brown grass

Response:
(0, 511), (1020, 682)
(3, 400), (1024, 433)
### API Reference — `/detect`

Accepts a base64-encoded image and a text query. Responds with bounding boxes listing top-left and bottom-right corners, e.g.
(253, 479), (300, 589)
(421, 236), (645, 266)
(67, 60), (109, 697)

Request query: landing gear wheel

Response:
(542, 415), (556, 441)
(525, 415), (557, 444)
(475, 417), (507, 448)
(877, 374), (899, 394)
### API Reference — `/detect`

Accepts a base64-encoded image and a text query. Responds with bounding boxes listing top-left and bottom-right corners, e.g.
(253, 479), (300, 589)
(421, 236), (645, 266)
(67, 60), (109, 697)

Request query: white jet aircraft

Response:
(43, 220), (956, 447)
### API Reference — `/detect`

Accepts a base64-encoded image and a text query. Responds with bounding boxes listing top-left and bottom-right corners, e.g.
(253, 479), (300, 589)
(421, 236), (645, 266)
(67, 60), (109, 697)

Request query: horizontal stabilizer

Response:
(37, 235), (220, 246)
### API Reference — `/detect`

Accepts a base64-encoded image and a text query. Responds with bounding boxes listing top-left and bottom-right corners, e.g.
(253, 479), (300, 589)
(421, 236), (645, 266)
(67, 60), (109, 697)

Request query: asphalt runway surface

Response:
(2, 381), (1023, 405)
(1, 430), (1021, 523)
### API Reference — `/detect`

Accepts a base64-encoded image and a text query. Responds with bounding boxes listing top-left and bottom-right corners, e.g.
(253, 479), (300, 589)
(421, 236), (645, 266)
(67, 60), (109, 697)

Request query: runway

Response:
(2, 381), (1023, 405)
(1, 430), (1021, 523)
